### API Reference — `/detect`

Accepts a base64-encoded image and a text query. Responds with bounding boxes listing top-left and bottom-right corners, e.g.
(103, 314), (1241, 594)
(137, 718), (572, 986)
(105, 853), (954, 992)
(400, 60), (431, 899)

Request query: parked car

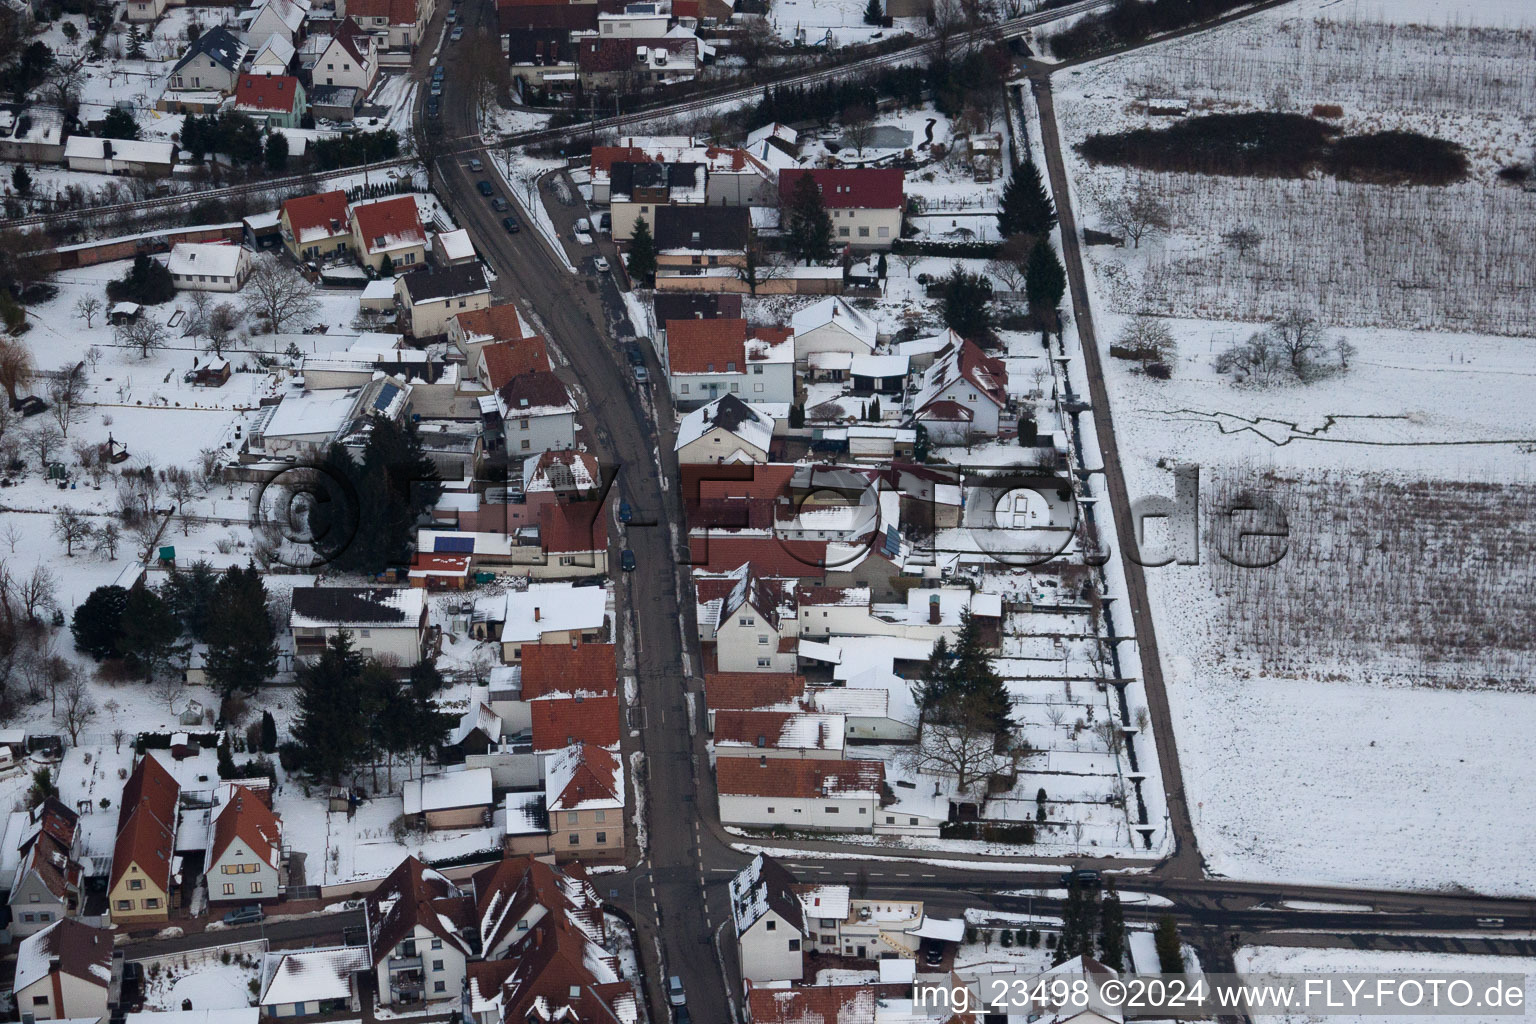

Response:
(593, 256), (609, 273)
(923, 945), (944, 968)
(446, 10), (457, 21)
(1061, 868), (1102, 889)
(633, 365), (649, 384)
(222, 905), (264, 925)
(575, 217), (592, 234)
(429, 81), (442, 96)
(625, 344), (644, 367)
(502, 216), (521, 233)
(621, 549), (636, 572)
(491, 197), (508, 212)
(468, 157), (482, 171)
(666, 976), (685, 1006)
(476, 180), (494, 197)
(674, 1008), (691, 1024)
(618, 499), (632, 523)
(426, 99), (440, 118)
(451, 25), (463, 40)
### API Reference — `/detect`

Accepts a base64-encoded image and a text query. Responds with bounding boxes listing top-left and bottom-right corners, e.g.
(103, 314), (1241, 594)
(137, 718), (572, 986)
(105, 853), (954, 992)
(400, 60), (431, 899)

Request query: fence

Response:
(127, 937), (268, 972)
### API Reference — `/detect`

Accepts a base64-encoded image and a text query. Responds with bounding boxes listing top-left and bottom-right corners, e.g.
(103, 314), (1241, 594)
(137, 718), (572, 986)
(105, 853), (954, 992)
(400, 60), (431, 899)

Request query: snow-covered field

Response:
(767, 0), (925, 47)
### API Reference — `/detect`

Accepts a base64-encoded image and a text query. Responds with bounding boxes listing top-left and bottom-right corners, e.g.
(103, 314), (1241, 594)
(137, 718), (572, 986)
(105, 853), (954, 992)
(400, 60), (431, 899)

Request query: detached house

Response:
(364, 857), (476, 1007)
(698, 563), (798, 672)
(234, 74), (307, 128)
(206, 783), (284, 905)
(13, 919), (115, 1021)
(168, 242), (253, 292)
(281, 189), (351, 262)
(910, 336), (1009, 443)
(165, 27), (247, 108)
(492, 370), (576, 457)
(661, 317), (794, 410)
(675, 393), (774, 465)
(396, 262), (492, 337)
(779, 168), (905, 250)
(716, 758), (886, 832)
(289, 586), (429, 665)
(246, 0), (308, 46)
(350, 194), (427, 273)
(110, 754), (181, 923)
(791, 296), (877, 363)
(540, 743), (625, 861)
(728, 853), (805, 983)
(653, 203), (749, 271)
(7, 798), (83, 938)
(349, 0), (434, 51)
(304, 17), (378, 92)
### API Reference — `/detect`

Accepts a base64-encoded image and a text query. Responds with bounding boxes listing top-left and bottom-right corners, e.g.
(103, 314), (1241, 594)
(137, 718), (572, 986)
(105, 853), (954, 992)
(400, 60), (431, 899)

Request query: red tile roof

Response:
(713, 710), (840, 750)
(538, 501), (607, 554)
(531, 694), (621, 750)
(112, 754), (181, 894)
(282, 190), (349, 242)
(665, 318), (747, 374)
(779, 168), (906, 210)
(350, 195), (424, 255)
(520, 642), (616, 699)
(235, 74), (303, 113)
(544, 743), (623, 811)
(577, 36), (691, 73)
(480, 336), (552, 388)
(590, 145), (655, 175)
(704, 672), (807, 711)
(457, 303), (533, 346)
(716, 758), (884, 799)
(209, 785), (282, 870)
(695, 535), (827, 579)
(349, 0), (421, 26)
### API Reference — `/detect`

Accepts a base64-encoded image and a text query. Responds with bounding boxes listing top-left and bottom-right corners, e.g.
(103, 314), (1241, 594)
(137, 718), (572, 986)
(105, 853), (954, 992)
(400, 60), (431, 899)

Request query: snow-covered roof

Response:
(168, 242), (246, 279)
(850, 353), (910, 379)
(728, 853), (803, 936)
(403, 767), (494, 814)
(796, 884), (850, 921)
(260, 387), (359, 439)
(912, 916), (965, 942)
(504, 792), (546, 837)
(791, 297), (877, 348)
(361, 279), (396, 300)
(879, 958), (916, 984)
(675, 393), (774, 452)
(501, 583), (609, 643)
(810, 686), (888, 718)
(289, 586), (426, 629)
(251, 32), (296, 66)
(451, 703), (503, 746)
(895, 328), (963, 358)
(64, 135), (175, 165)
(260, 945), (369, 1005)
(713, 710), (845, 752)
(435, 227), (475, 263)
(128, 1011), (261, 1024)
(15, 919), (112, 993)
(543, 743), (624, 812)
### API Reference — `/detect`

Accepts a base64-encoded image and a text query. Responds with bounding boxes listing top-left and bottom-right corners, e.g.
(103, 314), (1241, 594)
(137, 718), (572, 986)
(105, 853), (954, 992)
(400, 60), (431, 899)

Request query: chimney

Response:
(534, 606), (541, 622)
(928, 594), (941, 624)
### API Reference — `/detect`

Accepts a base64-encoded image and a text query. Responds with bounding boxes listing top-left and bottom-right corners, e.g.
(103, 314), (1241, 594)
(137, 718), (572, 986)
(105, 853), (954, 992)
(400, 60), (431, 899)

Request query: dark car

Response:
(923, 945), (945, 968)
(426, 98), (440, 118)
(625, 344), (644, 367)
(1061, 868), (1102, 889)
(502, 216), (521, 233)
(621, 549), (636, 572)
(476, 180), (494, 197)
(674, 1009), (691, 1024)
(490, 197), (508, 212)
(618, 500), (632, 523)
(222, 905), (265, 925)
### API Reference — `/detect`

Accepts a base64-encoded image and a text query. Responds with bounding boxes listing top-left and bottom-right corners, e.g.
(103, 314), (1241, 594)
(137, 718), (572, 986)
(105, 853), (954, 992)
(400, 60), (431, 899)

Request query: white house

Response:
(205, 783), (283, 904)
(166, 27), (247, 95)
(728, 854), (805, 983)
(249, 33), (297, 75)
(246, 0), (307, 45)
(168, 242), (253, 292)
(401, 768), (494, 831)
(492, 369), (576, 458)
(364, 857), (474, 1007)
(699, 565), (798, 673)
(125, 0), (167, 21)
(63, 136), (174, 176)
(791, 297), (877, 363)
(13, 919), (113, 1021)
(260, 945), (370, 1017)
(289, 586), (428, 665)
(717, 757), (885, 832)
(660, 318), (794, 410)
(675, 393), (773, 465)
(306, 18), (378, 90)
(6, 799), (82, 938)
(911, 337), (1010, 443)
(778, 168), (905, 250)
(396, 263), (492, 338)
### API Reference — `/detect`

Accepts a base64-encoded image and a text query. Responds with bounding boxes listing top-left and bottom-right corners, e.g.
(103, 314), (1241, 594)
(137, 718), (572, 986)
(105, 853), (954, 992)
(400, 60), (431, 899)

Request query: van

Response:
(575, 217), (592, 234)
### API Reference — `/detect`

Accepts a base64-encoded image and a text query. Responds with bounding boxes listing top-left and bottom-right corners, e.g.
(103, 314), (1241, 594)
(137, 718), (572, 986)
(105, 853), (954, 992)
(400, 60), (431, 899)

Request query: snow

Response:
(145, 962), (259, 1012)
(767, 0), (926, 47)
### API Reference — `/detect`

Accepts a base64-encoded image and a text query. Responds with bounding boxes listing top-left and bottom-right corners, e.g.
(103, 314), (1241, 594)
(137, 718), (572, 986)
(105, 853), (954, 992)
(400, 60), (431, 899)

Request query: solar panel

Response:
(373, 383), (400, 412)
(435, 536), (475, 553)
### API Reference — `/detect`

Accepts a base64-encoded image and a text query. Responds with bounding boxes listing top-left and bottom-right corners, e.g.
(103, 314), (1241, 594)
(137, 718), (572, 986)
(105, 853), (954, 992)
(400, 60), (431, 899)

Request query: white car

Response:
(593, 256), (609, 273)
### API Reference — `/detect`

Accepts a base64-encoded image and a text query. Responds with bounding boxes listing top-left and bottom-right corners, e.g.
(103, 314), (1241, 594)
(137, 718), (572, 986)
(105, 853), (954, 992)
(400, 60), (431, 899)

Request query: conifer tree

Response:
(204, 564), (279, 706)
(1099, 882), (1126, 970)
(627, 215), (657, 285)
(1025, 237), (1067, 322)
(1155, 914), (1186, 973)
(292, 631), (368, 784)
(785, 173), (834, 265)
(997, 157), (1057, 238)
(863, 0), (883, 24)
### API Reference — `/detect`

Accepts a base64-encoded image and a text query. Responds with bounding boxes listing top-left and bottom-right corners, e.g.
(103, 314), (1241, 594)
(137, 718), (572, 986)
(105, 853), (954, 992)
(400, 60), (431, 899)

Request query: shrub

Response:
(1324, 130), (1468, 186)
(106, 254), (175, 305)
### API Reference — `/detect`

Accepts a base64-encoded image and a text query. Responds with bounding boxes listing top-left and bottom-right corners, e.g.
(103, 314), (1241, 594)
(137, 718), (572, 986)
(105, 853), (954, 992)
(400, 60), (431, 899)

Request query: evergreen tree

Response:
(259, 710), (278, 752)
(997, 156), (1056, 238)
(216, 735), (237, 778)
(264, 132), (289, 172)
(162, 560), (221, 640)
(1054, 878), (1101, 964)
(106, 253), (175, 305)
(869, 396), (881, 421)
(308, 418), (441, 573)
(291, 631), (367, 784)
(784, 173), (834, 265)
(11, 164), (31, 197)
(1154, 914), (1185, 973)
(1025, 238), (1067, 323)
(940, 265), (994, 340)
(627, 216), (657, 286)
(913, 423), (930, 462)
(911, 635), (954, 719)
(408, 658), (445, 700)
(119, 586), (181, 683)
(876, 252), (887, 280)
(126, 26), (145, 59)
(1099, 882), (1126, 970)
(950, 610), (1011, 732)
(788, 404), (805, 429)
(203, 565), (278, 705)
(863, 0), (882, 24)
(1035, 786), (1048, 822)
(71, 584), (128, 660)
(101, 106), (141, 140)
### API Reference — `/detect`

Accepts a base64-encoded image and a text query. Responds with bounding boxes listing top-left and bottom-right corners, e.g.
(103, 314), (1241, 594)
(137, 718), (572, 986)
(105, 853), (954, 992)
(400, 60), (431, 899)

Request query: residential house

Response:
(538, 501), (610, 578)
(699, 563), (798, 672)
(910, 336), (1009, 443)
(166, 27), (247, 99)
(246, 0), (307, 46)
(712, 710), (845, 760)
(481, 583), (610, 662)
(653, 204), (749, 271)
(492, 370), (576, 457)
(791, 296), (878, 363)
(247, 375), (411, 459)
(7, 798), (82, 938)
(779, 168), (905, 250)
(350, 195), (428, 273)
(281, 189), (351, 261)
(727, 853), (806, 983)
(0, 104), (66, 164)
(249, 33), (297, 75)
(363, 857), (475, 1007)
(850, 353), (911, 395)
(595, 7), (668, 36)
(234, 74), (307, 128)
(395, 263), (492, 337)
(661, 318), (794, 410)
(609, 158), (705, 240)
(539, 743), (625, 861)
(206, 783), (283, 904)
(402, 768), (495, 830)
(449, 302), (536, 363)
(576, 35), (700, 93)
(471, 855), (607, 963)
(703, 672), (807, 732)
(303, 18), (378, 91)
(63, 137), (174, 176)
(109, 754), (181, 923)
(349, 0), (434, 51)
(653, 291), (742, 323)
(126, 0), (168, 22)
(259, 946), (370, 1017)
(675, 393), (774, 465)
(168, 242), (253, 293)
(715, 758), (886, 832)
(433, 227), (477, 267)
(289, 586), (429, 665)
(12, 919), (114, 1021)
(701, 145), (777, 207)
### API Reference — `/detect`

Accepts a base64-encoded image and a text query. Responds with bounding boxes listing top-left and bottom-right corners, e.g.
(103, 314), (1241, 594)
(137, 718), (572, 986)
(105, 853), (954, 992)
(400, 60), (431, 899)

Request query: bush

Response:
(106, 254), (175, 305)
(1144, 361), (1171, 380)
(1324, 130), (1468, 186)
(1046, 0), (1252, 59)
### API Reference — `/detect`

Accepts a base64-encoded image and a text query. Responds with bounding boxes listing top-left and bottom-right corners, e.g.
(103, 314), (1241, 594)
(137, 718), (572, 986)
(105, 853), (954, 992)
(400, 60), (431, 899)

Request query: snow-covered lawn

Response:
(767, 0), (926, 47)
(143, 959), (259, 1012)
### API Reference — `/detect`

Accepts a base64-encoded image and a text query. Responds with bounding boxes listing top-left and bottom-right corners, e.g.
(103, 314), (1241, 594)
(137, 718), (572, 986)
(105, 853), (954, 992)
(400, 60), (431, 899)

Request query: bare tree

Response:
(183, 290), (214, 344)
(986, 257), (1026, 293)
(47, 361), (87, 437)
(85, 345), (104, 372)
(243, 255), (321, 334)
(166, 467), (196, 515)
(0, 336), (34, 407)
(52, 508), (94, 556)
(15, 563), (56, 622)
(842, 104), (877, 157)
(130, 515), (162, 562)
(93, 521), (121, 559)
(1115, 314), (1176, 363)
(115, 317), (169, 359)
(1096, 178), (1169, 249)
(156, 665), (186, 713)
(0, 521), (20, 553)
(60, 674), (96, 744)
(895, 251), (924, 278)
(27, 423), (65, 471)
(1221, 226), (1262, 259)
(206, 302), (240, 355)
(1270, 308), (1328, 378)
(74, 295), (103, 329)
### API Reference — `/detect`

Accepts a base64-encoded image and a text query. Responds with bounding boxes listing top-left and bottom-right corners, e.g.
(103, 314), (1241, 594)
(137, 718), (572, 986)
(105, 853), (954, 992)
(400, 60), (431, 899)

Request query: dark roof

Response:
(498, 2), (602, 33)
(609, 160), (666, 195)
(291, 587), (415, 625)
(654, 205), (749, 252)
(172, 26), (245, 76)
(497, 370), (571, 415)
(697, 393), (758, 433)
(28, 919), (113, 989)
(365, 856), (475, 965)
(506, 29), (571, 63)
(729, 853), (804, 934)
(401, 263), (488, 304)
(652, 293), (741, 323)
